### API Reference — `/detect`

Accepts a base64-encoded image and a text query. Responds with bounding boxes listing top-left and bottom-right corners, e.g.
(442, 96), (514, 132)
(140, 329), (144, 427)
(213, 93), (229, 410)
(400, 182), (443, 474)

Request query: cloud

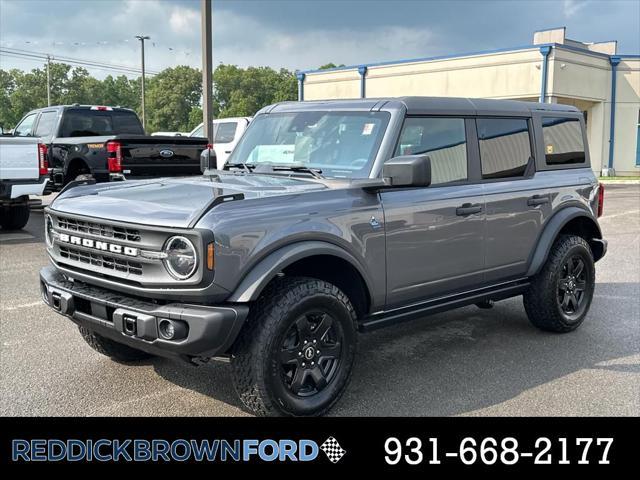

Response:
(563, 0), (590, 17)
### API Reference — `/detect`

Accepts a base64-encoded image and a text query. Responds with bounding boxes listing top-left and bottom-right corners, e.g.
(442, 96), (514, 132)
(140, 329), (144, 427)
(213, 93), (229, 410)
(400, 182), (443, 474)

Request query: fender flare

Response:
(526, 206), (602, 277)
(226, 241), (374, 304)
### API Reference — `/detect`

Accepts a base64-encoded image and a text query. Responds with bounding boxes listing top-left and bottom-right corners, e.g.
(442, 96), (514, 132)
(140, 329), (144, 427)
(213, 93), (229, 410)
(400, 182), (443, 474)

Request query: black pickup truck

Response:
(11, 105), (208, 190)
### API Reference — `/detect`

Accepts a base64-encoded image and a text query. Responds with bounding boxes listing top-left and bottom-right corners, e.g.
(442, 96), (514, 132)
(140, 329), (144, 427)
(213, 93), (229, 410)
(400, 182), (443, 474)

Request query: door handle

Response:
(527, 194), (550, 206)
(224, 150), (232, 154)
(456, 203), (482, 216)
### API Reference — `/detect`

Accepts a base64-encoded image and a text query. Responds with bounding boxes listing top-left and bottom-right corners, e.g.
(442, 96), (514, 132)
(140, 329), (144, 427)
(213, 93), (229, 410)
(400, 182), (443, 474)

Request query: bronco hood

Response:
(50, 172), (328, 228)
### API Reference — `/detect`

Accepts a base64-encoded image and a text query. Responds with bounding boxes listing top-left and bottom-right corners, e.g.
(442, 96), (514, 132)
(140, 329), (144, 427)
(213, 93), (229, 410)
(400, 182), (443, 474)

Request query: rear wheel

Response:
(78, 326), (152, 362)
(524, 235), (595, 332)
(231, 277), (357, 416)
(0, 204), (30, 230)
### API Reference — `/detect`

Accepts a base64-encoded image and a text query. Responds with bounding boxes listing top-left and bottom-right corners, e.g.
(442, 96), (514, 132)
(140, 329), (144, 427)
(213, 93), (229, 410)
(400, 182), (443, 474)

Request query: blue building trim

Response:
(608, 56), (621, 170)
(296, 72), (305, 101)
(358, 65), (367, 98)
(539, 45), (552, 103)
(298, 41), (629, 76)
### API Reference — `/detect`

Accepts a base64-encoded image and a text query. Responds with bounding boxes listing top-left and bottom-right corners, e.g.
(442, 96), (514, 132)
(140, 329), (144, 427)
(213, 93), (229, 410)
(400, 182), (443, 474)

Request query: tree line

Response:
(0, 62), (299, 133)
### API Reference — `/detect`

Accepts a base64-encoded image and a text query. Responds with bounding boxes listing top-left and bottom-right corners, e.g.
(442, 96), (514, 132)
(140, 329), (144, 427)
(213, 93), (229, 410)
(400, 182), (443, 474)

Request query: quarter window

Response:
(477, 118), (532, 179)
(542, 117), (585, 165)
(395, 117), (468, 185)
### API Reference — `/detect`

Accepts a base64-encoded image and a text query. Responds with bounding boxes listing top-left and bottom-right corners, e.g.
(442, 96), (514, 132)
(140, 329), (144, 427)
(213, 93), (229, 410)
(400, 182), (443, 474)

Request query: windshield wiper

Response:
(225, 162), (255, 173)
(271, 165), (324, 179)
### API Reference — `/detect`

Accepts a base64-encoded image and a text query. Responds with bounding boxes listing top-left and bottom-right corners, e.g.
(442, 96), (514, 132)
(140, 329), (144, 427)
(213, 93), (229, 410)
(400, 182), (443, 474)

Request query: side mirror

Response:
(200, 147), (217, 173)
(382, 154), (431, 188)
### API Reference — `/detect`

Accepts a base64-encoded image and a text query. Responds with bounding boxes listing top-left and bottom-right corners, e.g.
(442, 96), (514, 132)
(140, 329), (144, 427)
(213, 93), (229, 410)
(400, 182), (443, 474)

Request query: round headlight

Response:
(163, 236), (197, 280)
(45, 215), (54, 248)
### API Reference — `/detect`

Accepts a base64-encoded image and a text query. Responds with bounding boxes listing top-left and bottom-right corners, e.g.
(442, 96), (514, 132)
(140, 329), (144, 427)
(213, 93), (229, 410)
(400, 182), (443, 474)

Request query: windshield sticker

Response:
(362, 123), (375, 135)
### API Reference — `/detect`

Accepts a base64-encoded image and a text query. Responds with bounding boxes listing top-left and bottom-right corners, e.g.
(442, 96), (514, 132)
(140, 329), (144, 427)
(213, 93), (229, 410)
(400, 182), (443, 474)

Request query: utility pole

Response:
(201, 0), (213, 144)
(135, 35), (150, 130)
(46, 55), (51, 106)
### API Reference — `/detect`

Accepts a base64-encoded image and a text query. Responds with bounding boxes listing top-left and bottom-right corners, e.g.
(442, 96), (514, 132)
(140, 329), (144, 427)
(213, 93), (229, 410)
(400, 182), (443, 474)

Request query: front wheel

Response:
(231, 277), (357, 416)
(524, 235), (595, 332)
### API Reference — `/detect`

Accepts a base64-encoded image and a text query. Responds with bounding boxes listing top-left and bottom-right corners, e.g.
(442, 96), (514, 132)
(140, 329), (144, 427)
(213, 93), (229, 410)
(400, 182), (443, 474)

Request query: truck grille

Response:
(57, 216), (141, 242)
(59, 246), (143, 276)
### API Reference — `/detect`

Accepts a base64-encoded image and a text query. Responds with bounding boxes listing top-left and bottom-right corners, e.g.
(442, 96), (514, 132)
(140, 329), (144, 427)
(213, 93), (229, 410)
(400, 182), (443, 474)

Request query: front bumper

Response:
(40, 266), (249, 363)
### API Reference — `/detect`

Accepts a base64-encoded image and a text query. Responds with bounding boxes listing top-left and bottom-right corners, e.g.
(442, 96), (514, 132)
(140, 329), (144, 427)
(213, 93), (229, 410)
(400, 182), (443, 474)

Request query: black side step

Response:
(359, 280), (530, 332)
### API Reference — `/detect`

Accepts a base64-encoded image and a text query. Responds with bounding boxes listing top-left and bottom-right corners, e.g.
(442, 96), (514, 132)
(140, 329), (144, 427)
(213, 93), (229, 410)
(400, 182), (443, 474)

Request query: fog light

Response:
(158, 319), (188, 340)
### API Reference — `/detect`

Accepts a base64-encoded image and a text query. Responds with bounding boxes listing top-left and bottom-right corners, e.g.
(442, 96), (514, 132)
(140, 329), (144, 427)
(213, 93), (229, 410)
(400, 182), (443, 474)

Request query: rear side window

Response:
(542, 117), (585, 165)
(59, 110), (144, 137)
(34, 111), (58, 137)
(395, 117), (467, 185)
(477, 118), (532, 179)
(214, 122), (238, 144)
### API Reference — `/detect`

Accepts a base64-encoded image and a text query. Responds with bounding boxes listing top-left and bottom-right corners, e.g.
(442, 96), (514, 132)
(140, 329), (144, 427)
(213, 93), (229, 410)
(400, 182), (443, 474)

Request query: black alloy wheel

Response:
(279, 311), (343, 397)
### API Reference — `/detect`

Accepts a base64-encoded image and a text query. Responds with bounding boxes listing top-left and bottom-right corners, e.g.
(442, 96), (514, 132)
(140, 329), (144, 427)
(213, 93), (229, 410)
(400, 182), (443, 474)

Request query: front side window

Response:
(541, 117), (585, 166)
(34, 111), (58, 137)
(395, 117), (467, 185)
(190, 124), (204, 137)
(229, 111), (390, 178)
(214, 122), (238, 144)
(14, 113), (38, 136)
(477, 118), (532, 179)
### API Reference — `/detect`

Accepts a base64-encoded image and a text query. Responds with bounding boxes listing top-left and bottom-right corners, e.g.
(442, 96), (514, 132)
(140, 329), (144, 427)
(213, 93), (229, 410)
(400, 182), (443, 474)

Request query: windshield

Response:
(228, 111), (390, 178)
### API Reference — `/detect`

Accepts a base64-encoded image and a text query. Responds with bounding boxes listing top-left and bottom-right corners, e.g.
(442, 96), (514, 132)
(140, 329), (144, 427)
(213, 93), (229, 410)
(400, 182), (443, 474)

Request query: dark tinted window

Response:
(214, 122), (237, 143)
(34, 111), (58, 137)
(477, 118), (532, 179)
(60, 110), (144, 137)
(14, 113), (38, 136)
(395, 117), (467, 185)
(542, 117), (585, 165)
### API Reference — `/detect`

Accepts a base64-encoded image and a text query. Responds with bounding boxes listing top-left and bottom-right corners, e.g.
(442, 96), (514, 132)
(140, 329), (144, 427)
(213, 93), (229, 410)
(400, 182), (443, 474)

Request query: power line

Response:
(0, 47), (161, 76)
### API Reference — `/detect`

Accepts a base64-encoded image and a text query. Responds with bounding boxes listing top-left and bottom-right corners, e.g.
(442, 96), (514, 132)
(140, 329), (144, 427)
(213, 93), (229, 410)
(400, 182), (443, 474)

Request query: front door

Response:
(381, 117), (486, 308)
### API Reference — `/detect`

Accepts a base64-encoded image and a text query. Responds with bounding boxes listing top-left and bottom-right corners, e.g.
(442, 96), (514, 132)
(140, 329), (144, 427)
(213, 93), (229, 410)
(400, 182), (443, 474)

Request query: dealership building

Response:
(297, 28), (640, 176)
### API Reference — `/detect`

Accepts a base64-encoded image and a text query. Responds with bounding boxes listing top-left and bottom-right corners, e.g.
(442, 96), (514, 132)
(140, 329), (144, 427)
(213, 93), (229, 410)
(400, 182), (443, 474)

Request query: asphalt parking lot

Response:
(1, 185), (638, 417)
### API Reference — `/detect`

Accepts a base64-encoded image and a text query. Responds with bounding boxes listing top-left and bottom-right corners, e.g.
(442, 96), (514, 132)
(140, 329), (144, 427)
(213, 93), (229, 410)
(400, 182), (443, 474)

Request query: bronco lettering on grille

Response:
(57, 233), (138, 257)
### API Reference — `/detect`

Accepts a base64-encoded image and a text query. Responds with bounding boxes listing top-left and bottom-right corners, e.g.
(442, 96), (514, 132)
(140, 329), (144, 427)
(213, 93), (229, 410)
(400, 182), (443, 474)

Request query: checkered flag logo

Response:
(320, 436), (346, 463)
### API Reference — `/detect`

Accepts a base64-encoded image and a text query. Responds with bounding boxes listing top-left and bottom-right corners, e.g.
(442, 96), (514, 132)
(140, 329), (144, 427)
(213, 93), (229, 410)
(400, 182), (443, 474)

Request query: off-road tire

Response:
(231, 277), (358, 417)
(0, 204), (30, 230)
(524, 234), (595, 333)
(78, 326), (152, 362)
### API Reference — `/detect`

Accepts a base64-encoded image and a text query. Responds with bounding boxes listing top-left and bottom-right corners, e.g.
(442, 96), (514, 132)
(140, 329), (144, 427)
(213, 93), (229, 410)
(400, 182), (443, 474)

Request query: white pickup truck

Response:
(0, 136), (49, 230)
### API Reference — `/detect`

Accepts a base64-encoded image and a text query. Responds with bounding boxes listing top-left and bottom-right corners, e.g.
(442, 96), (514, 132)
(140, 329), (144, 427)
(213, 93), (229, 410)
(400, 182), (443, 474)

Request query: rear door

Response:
(477, 117), (553, 282)
(382, 116), (486, 307)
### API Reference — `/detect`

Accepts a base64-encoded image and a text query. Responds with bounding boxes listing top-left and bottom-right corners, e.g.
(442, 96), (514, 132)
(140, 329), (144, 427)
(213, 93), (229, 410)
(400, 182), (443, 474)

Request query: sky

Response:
(1, 0), (639, 78)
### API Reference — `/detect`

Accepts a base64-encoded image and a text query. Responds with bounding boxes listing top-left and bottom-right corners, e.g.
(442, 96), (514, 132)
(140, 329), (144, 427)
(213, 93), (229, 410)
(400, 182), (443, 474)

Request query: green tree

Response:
(145, 65), (202, 133)
(317, 63), (345, 70)
(211, 64), (297, 118)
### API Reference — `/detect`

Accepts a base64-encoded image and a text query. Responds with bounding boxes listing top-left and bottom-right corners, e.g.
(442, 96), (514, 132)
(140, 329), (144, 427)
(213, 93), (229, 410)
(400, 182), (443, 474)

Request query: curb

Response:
(598, 180), (640, 185)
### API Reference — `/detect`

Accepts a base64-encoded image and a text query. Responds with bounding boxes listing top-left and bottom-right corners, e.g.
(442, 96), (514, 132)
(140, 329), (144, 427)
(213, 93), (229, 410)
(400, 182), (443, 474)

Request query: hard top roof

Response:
(263, 96), (580, 116)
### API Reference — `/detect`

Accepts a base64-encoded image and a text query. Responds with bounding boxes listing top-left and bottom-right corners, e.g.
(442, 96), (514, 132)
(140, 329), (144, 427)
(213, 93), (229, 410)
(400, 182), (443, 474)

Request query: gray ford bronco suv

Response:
(40, 97), (606, 416)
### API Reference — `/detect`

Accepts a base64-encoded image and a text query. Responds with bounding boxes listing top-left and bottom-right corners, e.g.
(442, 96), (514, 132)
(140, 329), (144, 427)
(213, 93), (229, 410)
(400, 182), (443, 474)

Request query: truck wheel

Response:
(0, 204), (30, 230)
(524, 235), (595, 333)
(231, 277), (357, 416)
(78, 326), (152, 362)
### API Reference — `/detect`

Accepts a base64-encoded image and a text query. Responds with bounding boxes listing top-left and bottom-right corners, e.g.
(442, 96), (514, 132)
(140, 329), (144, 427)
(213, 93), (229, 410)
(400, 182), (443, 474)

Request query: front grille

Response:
(59, 246), (143, 276)
(57, 216), (141, 242)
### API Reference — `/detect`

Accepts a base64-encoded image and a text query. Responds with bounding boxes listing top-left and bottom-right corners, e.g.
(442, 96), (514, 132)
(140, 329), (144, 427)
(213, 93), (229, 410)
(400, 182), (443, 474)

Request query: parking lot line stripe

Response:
(1, 301), (44, 311)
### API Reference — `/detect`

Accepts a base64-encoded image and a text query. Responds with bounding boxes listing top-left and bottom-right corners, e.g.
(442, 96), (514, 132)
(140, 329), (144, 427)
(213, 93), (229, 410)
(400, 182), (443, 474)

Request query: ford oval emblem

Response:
(159, 149), (174, 158)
